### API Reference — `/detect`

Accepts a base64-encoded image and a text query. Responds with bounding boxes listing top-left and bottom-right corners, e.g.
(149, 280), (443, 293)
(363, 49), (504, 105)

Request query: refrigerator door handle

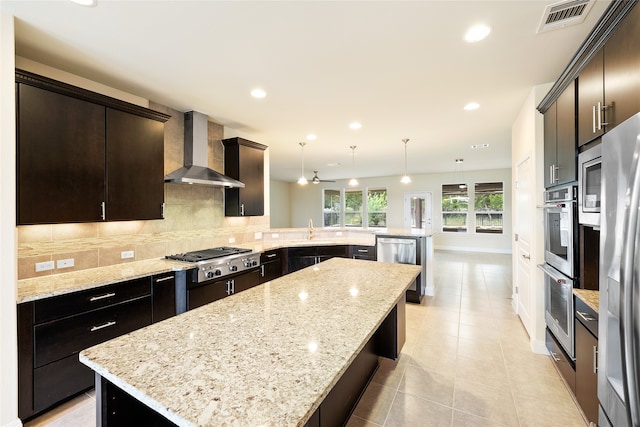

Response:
(621, 140), (640, 427)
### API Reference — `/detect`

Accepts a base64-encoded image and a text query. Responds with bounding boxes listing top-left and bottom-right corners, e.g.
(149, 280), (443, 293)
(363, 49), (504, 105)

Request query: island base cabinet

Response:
(34, 354), (93, 413)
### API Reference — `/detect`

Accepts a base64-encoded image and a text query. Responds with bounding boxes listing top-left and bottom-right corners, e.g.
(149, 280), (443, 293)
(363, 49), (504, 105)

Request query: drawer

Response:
(575, 296), (598, 338)
(261, 248), (283, 262)
(34, 296), (151, 368)
(34, 277), (151, 323)
(546, 328), (575, 392)
(33, 353), (94, 413)
(316, 245), (348, 256)
(351, 245), (376, 259)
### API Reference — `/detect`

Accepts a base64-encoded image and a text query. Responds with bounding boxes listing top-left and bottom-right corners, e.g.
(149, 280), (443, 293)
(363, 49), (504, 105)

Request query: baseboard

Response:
(2, 418), (23, 427)
(434, 245), (512, 254)
(530, 338), (548, 355)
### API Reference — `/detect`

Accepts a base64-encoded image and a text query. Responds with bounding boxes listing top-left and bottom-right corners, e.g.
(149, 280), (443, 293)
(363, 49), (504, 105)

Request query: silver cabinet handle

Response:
(226, 280), (232, 295)
(550, 351), (560, 362)
(89, 292), (115, 302)
(577, 310), (596, 322)
(240, 204), (245, 216)
(260, 265), (265, 277)
(231, 279), (235, 294)
(593, 345), (598, 374)
(266, 253), (277, 258)
(90, 321), (116, 332)
(592, 104), (597, 133)
(357, 249), (369, 253)
(161, 202), (165, 219)
(100, 201), (106, 221)
(154, 276), (173, 283)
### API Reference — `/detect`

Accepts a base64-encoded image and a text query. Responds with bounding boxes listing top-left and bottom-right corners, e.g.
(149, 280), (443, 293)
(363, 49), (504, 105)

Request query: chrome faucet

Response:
(308, 218), (314, 240)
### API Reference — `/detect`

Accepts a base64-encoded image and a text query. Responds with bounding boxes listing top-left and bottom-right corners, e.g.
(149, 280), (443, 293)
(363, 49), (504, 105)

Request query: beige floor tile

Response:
(345, 415), (384, 427)
(458, 323), (500, 343)
(385, 392), (453, 427)
(452, 410), (514, 427)
(455, 355), (510, 390)
(508, 367), (576, 406)
(351, 382), (397, 425)
(397, 364), (456, 407)
(457, 337), (505, 364)
(453, 378), (519, 426)
(371, 355), (409, 390)
(24, 393), (95, 427)
(513, 393), (587, 427)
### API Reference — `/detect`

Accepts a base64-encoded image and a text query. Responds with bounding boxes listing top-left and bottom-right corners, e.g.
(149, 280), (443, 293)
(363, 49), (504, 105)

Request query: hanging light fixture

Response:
(297, 142), (308, 185)
(455, 158), (467, 189)
(348, 145), (359, 186)
(401, 138), (411, 184)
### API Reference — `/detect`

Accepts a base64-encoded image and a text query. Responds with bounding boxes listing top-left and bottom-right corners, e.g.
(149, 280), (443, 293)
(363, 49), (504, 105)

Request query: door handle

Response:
(522, 254), (530, 260)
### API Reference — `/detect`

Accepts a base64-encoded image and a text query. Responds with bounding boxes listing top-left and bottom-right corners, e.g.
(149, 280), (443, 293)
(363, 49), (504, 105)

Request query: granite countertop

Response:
(17, 259), (192, 303)
(574, 288), (599, 313)
(80, 258), (421, 427)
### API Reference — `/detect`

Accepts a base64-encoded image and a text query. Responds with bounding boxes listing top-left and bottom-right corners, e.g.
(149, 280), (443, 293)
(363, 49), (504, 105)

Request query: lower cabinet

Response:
(545, 328), (576, 393)
(575, 297), (598, 425)
(259, 249), (284, 283)
(287, 245), (348, 273)
(349, 245), (376, 261)
(187, 268), (261, 310)
(17, 274), (176, 421)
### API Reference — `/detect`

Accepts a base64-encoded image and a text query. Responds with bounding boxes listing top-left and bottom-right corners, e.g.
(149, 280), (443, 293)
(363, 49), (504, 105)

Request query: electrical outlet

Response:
(254, 232), (262, 240)
(57, 258), (75, 269)
(271, 233), (279, 238)
(121, 250), (135, 259)
(228, 237), (236, 244)
(35, 261), (55, 272)
(336, 231), (343, 236)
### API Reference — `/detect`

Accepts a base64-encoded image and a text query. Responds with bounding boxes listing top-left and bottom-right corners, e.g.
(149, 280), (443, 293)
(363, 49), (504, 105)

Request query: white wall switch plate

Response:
(121, 250), (135, 259)
(228, 237), (236, 244)
(336, 232), (343, 236)
(271, 233), (279, 238)
(254, 232), (262, 240)
(57, 258), (74, 269)
(35, 261), (55, 272)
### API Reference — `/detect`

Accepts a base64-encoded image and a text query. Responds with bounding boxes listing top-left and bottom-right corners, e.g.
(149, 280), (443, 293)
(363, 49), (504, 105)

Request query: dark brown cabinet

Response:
(152, 273), (176, 323)
(546, 328), (575, 393)
(575, 297), (598, 425)
(544, 81), (577, 188)
(16, 70), (169, 225)
(287, 245), (348, 273)
(260, 249), (284, 283)
(577, 49), (604, 147)
(349, 245), (376, 261)
(18, 277), (155, 420)
(187, 268), (261, 310)
(223, 137), (267, 216)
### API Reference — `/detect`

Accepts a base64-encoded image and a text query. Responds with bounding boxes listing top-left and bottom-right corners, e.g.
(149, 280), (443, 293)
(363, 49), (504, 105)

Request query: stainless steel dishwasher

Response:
(376, 235), (426, 303)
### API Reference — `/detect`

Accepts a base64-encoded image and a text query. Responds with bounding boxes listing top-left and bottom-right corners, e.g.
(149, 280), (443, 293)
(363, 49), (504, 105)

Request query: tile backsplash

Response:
(17, 102), (269, 279)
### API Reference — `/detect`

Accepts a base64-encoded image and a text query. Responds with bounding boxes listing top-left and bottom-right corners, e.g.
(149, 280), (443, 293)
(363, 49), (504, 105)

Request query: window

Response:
(442, 183), (468, 232)
(345, 189), (363, 227)
(475, 182), (503, 234)
(367, 188), (387, 227)
(323, 189), (341, 227)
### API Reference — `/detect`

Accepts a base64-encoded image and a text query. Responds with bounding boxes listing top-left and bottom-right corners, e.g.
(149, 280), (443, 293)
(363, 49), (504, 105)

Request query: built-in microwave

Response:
(578, 144), (601, 227)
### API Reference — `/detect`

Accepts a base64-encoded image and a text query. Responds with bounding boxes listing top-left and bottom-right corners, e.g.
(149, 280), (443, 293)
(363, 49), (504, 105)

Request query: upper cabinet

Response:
(577, 5), (640, 147)
(222, 137), (267, 216)
(16, 70), (170, 225)
(544, 81), (577, 188)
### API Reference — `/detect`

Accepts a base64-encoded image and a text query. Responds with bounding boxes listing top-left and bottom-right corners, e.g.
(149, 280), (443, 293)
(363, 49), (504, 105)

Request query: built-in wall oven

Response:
(543, 185), (577, 279)
(578, 143), (602, 227)
(540, 184), (578, 360)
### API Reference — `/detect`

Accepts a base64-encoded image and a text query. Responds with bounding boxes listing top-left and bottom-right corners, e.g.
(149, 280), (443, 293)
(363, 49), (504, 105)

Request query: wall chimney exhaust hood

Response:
(164, 111), (245, 188)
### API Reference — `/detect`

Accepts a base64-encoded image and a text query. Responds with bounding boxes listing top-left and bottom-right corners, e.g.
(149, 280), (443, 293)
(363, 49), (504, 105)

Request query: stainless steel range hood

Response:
(164, 111), (244, 188)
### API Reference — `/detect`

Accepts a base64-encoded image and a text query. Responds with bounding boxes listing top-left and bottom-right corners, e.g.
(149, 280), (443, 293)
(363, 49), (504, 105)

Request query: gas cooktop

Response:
(166, 246), (252, 263)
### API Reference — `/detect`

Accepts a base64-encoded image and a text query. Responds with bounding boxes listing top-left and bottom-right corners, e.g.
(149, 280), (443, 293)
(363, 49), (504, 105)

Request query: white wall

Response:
(511, 83), (551, 353)
(1, 12), (20, 427)
(269, 180), (291, 228)
(283, 168), (512, 253)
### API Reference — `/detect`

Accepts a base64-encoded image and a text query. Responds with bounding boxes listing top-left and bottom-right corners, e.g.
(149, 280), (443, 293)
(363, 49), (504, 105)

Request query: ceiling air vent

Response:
(537, 0), (595, 33)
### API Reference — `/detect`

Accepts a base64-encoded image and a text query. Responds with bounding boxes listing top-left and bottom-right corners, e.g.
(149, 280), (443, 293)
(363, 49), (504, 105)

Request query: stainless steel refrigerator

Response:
(599, 112), (640, 427)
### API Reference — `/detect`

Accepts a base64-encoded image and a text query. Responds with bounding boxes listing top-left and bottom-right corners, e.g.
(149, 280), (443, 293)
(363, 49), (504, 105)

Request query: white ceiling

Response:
(3, 0), (610, 182)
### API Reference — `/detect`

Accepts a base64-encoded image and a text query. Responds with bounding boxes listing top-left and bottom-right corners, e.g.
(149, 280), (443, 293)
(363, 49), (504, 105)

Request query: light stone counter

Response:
(17, 259), (192, 303)
(80, 258), (420, 426)
(574, 288), (599, 313)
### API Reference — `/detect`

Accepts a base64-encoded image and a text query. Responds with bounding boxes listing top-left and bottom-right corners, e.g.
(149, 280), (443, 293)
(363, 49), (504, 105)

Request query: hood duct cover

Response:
(164, 111), (245, 188)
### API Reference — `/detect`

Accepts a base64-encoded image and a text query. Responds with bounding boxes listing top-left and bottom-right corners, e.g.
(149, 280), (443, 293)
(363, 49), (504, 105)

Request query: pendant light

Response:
(456, 158), (467, 189)
(348, 145), (359, 186)
(401, 138), (411, 184)
(297, 142), (308, 185)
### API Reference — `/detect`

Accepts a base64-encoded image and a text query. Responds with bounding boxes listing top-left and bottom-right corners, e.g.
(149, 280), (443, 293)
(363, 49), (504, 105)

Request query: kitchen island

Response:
(80, 258), (420, 426)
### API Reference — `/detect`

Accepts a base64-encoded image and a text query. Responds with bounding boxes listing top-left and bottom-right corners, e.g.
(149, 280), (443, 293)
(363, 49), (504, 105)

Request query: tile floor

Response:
(25, 251), (588, 427)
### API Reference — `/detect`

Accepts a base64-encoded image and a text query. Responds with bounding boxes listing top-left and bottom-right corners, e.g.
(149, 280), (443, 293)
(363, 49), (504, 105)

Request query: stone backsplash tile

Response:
(18, 224), (52, 244)
(19, 254), (53, 280)
(51, 223), (98, 241)
(99, 245), (136, 267)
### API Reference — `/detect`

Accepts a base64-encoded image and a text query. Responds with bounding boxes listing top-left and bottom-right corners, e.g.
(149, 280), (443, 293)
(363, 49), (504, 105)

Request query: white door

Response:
(515, 156), (533, 335)
(404, 192), (433, 232)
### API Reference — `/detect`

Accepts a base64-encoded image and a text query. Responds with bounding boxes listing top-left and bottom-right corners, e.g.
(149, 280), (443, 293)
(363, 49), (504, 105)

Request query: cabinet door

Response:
(17, 84), (106, 224)
(152, 273), (176, 323)
(223, 138), (266, 216)
(604, 4), (640, 131)
(556, 81), (577, 185)
(288, 256), (317, 273)
(575, 321), (598, 424)
(260, 260), (283, 283)
(188, 280), (228, 310)
(543, 102), (557, 189)
(106, 108), (165, 221)
(577, 49), (604, 146)
(233, 269), (261, 294)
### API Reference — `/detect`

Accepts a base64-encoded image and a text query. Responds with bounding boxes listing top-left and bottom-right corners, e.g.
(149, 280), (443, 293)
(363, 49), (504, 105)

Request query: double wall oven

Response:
(539, 184), (577, 359)
(167, 247), (261, 311)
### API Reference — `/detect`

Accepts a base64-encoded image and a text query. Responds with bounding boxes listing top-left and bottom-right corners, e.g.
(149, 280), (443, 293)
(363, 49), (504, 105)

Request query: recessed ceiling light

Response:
(250, 88), (266, 98)
(327, 162), (342, 167)
(464, 24), (491, 43)
(306, 134), (317, 141)
(471, 143), (490, 149)
(349, 122), (362, 130)
(464, 102), (480, 111)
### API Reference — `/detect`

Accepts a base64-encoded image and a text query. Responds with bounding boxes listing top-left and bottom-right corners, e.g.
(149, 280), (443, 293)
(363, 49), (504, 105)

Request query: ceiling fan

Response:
(311, 171), (335, 184)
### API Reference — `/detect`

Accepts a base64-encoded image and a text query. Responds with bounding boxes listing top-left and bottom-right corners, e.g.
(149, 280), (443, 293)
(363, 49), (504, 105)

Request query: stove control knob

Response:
(251, 260), (258, 267)
(243, 260), (251, 268)
(229, 264), (238, 272)
(206, 271), (215, 279)
(213, 269), (222, 276)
